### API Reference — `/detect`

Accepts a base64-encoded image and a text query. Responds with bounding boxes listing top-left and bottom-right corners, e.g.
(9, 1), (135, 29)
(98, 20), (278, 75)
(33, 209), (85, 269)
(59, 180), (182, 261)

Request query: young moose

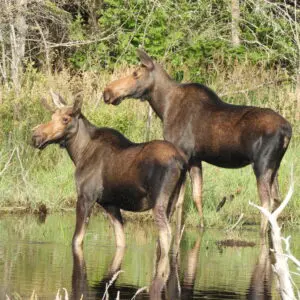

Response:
(32, 92), (186, 255)
(103, 49), (292, 235)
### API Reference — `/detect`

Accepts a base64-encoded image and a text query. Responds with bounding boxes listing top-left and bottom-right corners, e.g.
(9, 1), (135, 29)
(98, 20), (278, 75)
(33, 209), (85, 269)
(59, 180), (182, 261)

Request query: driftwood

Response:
(250, 171), (298, 300)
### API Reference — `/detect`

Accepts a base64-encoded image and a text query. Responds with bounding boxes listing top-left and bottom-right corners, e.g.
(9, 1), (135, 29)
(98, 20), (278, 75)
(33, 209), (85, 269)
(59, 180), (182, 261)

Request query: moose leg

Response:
(72, 245), (89, 300)
(108, 246), (125, 276)
(255, 170), (272, 238)
(175, 180), (186, 234)
(103, 205), (125, 248)
(153, 204), (171, 258)
(153, 160), (183, 257)
(72, 195), (95, 248)
(190, 164), (204, 228)
(271, 173), (281, 211)
(149, 246), (170, 299)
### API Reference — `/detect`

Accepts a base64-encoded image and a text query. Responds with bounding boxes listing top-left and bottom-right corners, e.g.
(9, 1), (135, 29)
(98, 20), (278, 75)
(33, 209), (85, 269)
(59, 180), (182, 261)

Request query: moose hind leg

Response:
(255, 170), (272, 238)
(175, 180), (186, 234)
(103, 205), (125, 248)
(152, 162), (182, 257)
(270, 172), (281, 211)
(253, 131), (288, 237)
(153, 204), (171, 258)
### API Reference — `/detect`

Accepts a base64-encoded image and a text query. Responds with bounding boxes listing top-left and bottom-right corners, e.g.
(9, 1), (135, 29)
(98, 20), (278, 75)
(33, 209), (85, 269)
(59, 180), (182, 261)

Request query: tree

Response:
(0, 0), (72, 88)
(231, 0), (241, 46)
(241, 0), (300, 120)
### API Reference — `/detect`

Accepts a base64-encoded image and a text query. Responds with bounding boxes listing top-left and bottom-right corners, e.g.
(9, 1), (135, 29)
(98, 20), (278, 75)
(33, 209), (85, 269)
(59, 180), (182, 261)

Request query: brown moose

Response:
(32, 91), (186, 255)
(103, 49), (292, 235)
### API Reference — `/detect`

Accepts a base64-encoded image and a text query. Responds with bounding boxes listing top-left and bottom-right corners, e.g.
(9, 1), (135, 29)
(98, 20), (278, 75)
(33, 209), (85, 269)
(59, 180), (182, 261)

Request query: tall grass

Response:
(0, 62), (299, 226)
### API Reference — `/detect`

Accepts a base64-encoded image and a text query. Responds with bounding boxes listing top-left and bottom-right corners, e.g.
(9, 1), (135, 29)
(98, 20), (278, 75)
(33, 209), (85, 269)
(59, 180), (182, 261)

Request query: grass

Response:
(0, 61), (299, 227)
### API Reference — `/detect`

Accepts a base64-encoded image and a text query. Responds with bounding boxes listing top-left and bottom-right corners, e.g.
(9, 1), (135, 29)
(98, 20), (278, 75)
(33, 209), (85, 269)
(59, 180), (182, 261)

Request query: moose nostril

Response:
(32, 136), (38, 147)
(31, 133), (44, 148)
(103, 90), (111, 103)
(32, 133), (39, 142)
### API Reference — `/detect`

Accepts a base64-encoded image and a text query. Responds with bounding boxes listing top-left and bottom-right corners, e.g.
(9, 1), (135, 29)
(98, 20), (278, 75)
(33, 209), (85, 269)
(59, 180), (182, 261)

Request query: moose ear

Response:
(72, 98), (83, 116)
(49, 90), (67, 108)
(41, 97), (55, 112)
(137, 48), (154, 70)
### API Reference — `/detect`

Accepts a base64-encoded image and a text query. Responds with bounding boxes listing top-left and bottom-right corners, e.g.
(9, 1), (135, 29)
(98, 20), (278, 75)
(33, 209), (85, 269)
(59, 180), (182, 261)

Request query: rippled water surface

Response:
(0, 213), (299, 299)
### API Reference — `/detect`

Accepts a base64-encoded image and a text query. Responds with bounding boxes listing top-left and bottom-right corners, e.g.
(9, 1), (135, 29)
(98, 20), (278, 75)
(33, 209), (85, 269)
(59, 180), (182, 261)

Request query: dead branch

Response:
(131, 286), (148, 300)
(0, 147), (16, 177)
(227, 213), (244, 231)
(249, 169), (297, 300)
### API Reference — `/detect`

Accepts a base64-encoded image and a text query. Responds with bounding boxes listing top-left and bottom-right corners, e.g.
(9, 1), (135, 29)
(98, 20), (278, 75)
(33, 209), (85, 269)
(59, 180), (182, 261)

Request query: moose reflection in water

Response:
(70, 232), (275, 300)
(246, 243), (273, 300)
(150, 233), (203, 300)
(71, 233), (203, 300)
(31, 91), (186, 256)
(0, 214), (286, 299)
(72, 245), (125, 299)
(103, 49), (292, 236)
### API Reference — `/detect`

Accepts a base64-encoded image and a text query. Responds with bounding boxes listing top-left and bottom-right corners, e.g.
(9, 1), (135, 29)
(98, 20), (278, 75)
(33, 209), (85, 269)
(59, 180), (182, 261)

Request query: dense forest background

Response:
(0, 0), (299, 226)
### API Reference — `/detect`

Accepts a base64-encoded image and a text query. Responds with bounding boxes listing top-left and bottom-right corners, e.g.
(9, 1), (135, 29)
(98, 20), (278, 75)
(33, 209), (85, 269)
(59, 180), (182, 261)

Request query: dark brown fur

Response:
(103, 49), (292, 234)
(32, 93), (186, 254)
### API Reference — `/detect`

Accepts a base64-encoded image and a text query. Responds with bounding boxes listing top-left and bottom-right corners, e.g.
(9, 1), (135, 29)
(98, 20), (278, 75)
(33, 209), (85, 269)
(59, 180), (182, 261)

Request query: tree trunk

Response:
(296, 70), (300, 120)
(0, 27), (8, 85)
(9, 0), (27, 92)
(231, 0), (240, 47)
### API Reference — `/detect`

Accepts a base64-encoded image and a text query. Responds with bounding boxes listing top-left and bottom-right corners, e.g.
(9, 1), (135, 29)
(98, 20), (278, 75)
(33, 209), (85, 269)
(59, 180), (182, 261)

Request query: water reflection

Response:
(181, 235), (202, 299)
(70, 234), (276, 300)
(71, 232), (204, 300)
(2, 215), (299, 299)
(72, 246), (125, 299)
(149, 233), (203, 300)
(246, 242), (273, 299)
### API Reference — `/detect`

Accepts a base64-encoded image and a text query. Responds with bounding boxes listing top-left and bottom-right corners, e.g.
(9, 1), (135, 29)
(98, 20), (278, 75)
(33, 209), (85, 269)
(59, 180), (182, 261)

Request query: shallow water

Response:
(0, 213), (299, 300)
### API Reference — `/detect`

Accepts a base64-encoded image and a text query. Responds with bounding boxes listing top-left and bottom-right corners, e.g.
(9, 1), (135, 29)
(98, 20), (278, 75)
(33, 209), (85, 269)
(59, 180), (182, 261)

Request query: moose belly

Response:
(197, 149), (251, 169)
(101, 186), (153, 212)
(118, 195), (153, 212)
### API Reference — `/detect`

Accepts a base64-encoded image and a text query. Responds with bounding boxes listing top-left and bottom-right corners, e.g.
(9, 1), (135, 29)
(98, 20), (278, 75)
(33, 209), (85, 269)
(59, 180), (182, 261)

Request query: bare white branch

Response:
(249, 167), (298, 299)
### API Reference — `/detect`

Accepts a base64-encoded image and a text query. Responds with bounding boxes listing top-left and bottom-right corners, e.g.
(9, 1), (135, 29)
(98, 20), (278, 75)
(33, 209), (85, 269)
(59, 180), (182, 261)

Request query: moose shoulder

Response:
(103, 49), (292, 235)
(32, 92), (186, 255)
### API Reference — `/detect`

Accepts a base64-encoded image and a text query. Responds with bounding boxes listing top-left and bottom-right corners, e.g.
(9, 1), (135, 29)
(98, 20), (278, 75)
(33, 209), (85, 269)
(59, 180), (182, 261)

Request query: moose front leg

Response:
(72, 195), (95, 249)
(175, 180), (186, 234)
(190, 164), (204, 228)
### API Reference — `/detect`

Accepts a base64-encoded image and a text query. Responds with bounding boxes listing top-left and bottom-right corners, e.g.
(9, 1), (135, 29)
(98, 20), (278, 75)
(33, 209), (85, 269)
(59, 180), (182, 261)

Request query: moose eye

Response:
(133, 71), (138, 78)
(62, 117), (69, 124)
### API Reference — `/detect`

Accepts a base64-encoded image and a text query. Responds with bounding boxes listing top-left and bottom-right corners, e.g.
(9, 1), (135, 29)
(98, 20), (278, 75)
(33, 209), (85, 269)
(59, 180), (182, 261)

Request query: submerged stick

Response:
(227, 213), (244, 231)
(102, 270), (124, 300)
(131, 286), (148, 299)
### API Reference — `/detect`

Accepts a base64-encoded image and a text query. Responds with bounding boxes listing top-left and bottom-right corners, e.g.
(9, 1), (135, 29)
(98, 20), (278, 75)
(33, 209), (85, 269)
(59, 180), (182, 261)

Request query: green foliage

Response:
(69, 14), (86, 41)
(62, 0), (300, 85)
(68, 0), (244, 77)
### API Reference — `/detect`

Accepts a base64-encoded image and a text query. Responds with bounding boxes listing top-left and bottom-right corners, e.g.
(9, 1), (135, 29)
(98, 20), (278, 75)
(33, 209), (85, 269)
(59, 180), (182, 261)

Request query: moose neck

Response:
(65, 116), (94, 166)
(147, 64), (177, 120)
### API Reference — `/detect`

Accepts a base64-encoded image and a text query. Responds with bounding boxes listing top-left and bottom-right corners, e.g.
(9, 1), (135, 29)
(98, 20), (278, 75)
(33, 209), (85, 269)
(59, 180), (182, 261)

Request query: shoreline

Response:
(0, 206), (298, 228)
